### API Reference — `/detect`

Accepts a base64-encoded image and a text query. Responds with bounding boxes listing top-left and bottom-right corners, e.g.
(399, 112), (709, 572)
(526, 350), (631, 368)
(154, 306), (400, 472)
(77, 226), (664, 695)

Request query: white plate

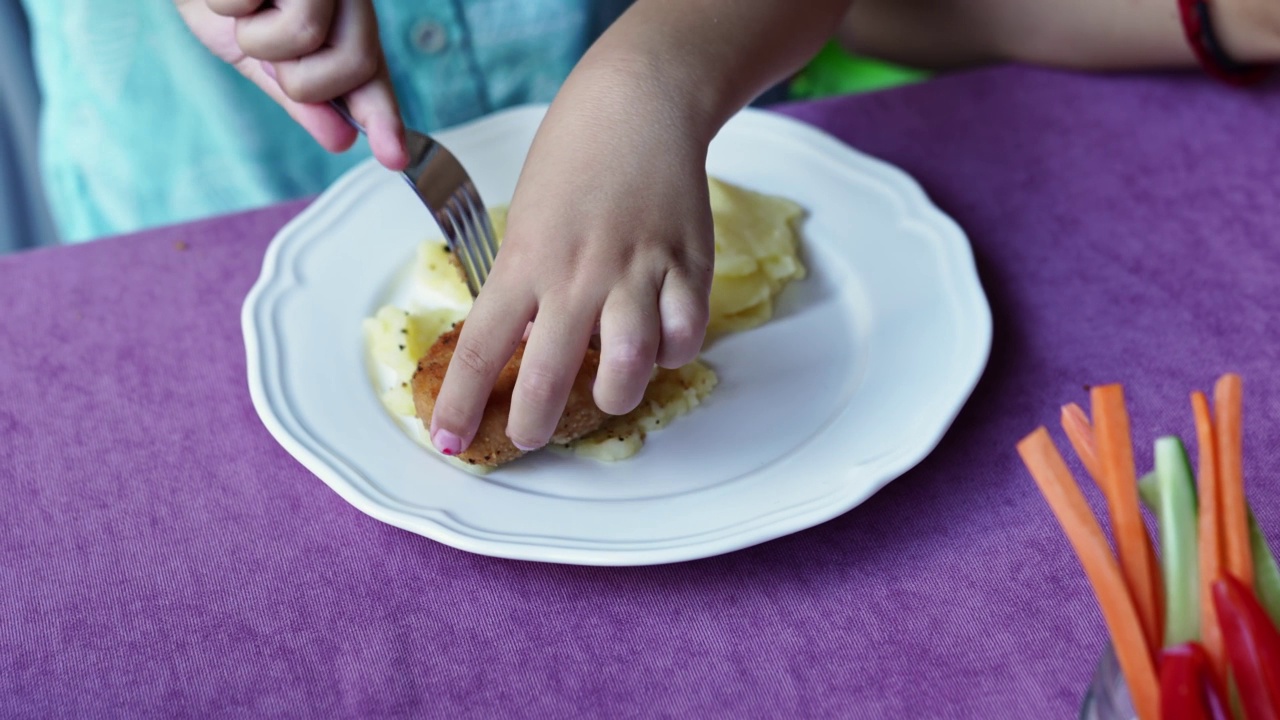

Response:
(242, 104), (991, 566)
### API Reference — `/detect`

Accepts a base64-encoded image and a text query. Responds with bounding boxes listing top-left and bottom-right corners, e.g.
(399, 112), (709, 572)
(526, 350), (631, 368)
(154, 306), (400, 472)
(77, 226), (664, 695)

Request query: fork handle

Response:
(328, 99), (366, 135)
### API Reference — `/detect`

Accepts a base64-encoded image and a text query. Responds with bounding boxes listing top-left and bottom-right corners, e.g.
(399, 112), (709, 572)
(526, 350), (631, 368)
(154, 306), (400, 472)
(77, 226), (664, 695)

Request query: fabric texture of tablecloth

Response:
(3, 66), (1279, 717)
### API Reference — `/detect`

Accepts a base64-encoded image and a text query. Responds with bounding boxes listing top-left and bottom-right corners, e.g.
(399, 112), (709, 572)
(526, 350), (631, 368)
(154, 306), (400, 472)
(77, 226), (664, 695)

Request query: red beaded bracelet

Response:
(1177, 0), (1271, 85)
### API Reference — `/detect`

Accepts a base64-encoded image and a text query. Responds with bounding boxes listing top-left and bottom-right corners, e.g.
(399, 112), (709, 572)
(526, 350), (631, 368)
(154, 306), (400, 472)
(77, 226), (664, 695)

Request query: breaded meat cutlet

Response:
(412, 323), (609, 467)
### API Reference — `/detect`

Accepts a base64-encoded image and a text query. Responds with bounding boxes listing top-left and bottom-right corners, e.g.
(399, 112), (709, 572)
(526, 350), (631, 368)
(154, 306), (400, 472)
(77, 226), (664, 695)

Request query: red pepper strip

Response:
(1159, 644), (1214, 720)
(1211, 576), (1280, 720)
(1200, 675), (1231, 720)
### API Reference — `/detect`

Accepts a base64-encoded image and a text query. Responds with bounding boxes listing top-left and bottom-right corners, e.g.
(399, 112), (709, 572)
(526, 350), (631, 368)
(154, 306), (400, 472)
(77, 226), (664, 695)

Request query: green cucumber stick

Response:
(1138, 472), (1159, 514)
(1154, 436), (1200, 647)
(1145, 470), (1280, 631)
(1248, 508), (1280, 627)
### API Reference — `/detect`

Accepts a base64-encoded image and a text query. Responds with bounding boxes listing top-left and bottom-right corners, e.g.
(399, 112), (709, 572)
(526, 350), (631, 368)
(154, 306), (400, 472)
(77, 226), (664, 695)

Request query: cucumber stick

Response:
(1138, 472), (1159, 515)
(1140, 441), (1280, 636)
(1153, 437), (1200, 647)
(1248, 509), (1280, 628)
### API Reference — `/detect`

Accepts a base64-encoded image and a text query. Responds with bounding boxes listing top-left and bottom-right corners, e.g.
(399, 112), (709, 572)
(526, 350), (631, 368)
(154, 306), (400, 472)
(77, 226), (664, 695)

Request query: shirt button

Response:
(410, 20), (449, 55)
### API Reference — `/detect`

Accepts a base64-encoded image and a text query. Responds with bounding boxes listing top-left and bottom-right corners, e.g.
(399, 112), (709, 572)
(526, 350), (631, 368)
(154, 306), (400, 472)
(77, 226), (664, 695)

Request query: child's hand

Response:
(174, 0), (407, 170)
(423, 0), (854, 458)
(426, 89), (716, 455)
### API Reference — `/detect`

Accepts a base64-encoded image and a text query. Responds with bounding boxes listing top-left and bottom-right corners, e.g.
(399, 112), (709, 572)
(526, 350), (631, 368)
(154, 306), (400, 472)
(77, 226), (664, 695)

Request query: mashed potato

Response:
(706, 177), (806, 337)
(363, 176), (805, 465)
(566, 361), (719, 461)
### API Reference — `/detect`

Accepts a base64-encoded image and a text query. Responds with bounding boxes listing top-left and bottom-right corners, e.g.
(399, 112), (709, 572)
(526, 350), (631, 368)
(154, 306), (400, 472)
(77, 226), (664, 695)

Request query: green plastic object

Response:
(790, 42), (930, 100)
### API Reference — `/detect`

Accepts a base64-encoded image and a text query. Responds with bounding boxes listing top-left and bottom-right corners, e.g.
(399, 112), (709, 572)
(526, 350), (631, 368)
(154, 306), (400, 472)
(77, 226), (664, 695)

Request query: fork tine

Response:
(460, 183), (498, 277)
(453, 196), (489, 295)
(437, 205), (472, 288)
(442, 198), (484, 297)
(452, 191), (492, 288)
(443, 211), (477, 297)
(378, 122), (496, 299)
(326, 104), (493, 298)
(434, 208), (455, 250)
(436, 204), (461, 252)
(453, 192), (492, 288)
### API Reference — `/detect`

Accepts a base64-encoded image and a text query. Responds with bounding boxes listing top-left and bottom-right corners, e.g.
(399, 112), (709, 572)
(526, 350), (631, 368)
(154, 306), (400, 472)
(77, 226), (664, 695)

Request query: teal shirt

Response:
(21, 1), (597, 242)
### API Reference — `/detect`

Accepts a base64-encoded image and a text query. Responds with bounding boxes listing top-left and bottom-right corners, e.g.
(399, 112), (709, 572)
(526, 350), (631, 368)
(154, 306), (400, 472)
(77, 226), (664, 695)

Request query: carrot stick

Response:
(1192, 390), (1228, 686)
(1091, 384), (1163, 654)
(1064, 401), (1167, 637)
(1214, 374), (1253, 588)
(1061, 403), (1102, 483)
(1017, 428), (1160, 720)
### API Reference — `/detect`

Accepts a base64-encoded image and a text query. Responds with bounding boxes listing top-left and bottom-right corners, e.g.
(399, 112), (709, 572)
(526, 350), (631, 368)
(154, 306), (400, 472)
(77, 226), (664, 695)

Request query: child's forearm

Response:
(843, 0), (1280, 71)
(567, 0), (854, 142)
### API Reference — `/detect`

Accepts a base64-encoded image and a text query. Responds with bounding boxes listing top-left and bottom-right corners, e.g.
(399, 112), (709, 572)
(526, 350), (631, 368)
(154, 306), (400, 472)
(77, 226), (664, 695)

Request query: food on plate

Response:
(411, 323), (609, 466)
(363, 176), (806, 469)
(706, 178), (806, 337)
(568, 361), (718, 462)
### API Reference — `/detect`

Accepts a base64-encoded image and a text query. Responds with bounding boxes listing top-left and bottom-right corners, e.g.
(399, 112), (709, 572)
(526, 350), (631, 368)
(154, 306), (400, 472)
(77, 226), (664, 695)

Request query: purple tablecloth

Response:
(4, 66), (1279, 717)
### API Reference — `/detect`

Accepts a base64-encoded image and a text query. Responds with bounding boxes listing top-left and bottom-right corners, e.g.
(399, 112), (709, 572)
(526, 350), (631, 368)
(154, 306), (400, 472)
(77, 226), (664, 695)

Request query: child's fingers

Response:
(181, 0), (365, 156)
(270, 0), (379, 103)
(271, 51), (378, 105)
(506, 300), (599, 451)
(430, 286), (536, 455)
(328, 0), (404, 168)
(267, 0), (406, 169)
(594, 286), (661, 416)
(235, 0), (337, 61)
(239, 59), (358, 152)
(206, 0), (266, 18)
(655, 267), (711, 368)
(343, 66), (408, 170)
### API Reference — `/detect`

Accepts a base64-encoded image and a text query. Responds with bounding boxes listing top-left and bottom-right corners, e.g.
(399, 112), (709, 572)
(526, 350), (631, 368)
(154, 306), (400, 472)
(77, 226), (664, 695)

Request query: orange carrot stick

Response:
(1192, 390), (1227, 685)
(1091, 384), (1163, 654)
(1064, 400), (1167, 637)
(1214, 374), (1252, 587)
(1017, 428), (1160, 720)
(1061, 403), (1102, 483)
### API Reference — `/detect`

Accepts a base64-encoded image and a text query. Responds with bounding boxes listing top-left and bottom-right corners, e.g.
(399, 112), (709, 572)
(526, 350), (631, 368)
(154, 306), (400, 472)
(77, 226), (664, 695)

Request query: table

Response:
(4, 66), (1279, 717)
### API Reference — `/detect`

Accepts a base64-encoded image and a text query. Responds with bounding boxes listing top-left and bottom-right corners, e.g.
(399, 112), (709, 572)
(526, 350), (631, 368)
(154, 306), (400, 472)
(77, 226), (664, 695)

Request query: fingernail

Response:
(261, 61), (277, 81)
(512, 438), (541, 453)
(431, 429), (463, 456)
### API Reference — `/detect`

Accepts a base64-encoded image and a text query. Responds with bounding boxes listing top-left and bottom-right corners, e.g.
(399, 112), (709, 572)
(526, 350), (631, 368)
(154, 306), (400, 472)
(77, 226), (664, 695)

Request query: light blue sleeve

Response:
(21, 0), (596, 243)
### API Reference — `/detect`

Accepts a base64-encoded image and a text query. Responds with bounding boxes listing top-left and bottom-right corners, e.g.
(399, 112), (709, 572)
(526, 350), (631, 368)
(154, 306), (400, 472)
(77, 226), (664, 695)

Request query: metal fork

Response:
(329, 100), (498, 298)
